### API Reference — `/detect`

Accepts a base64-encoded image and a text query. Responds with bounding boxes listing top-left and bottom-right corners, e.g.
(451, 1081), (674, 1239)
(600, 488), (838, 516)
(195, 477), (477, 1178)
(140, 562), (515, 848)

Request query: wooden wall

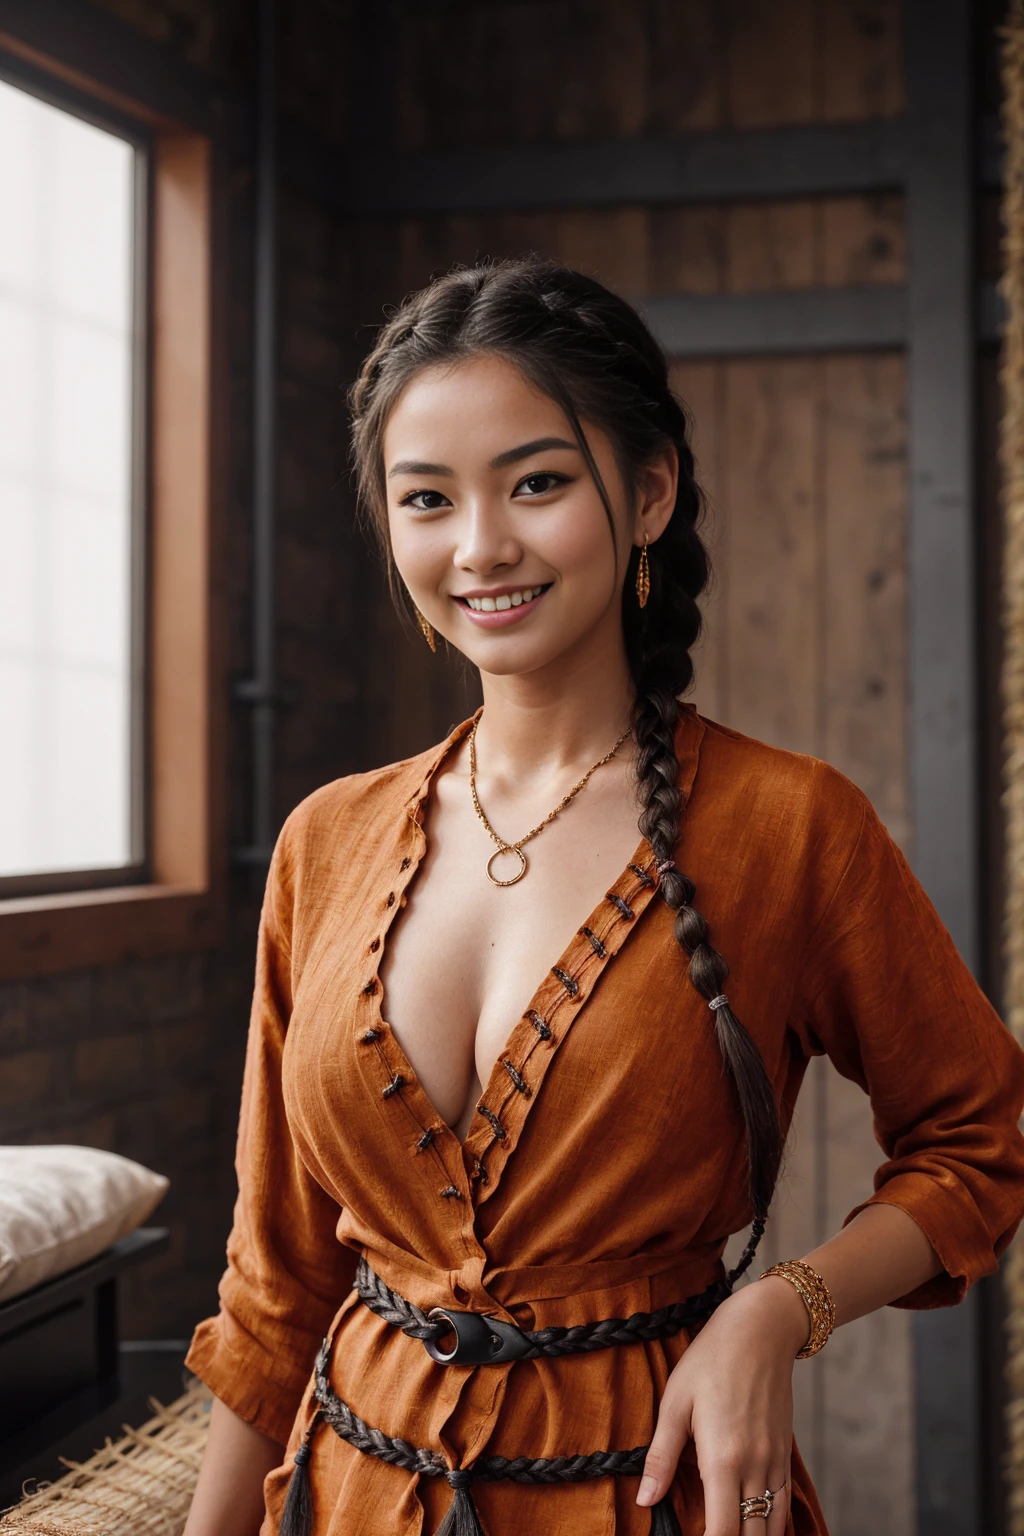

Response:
(681, 332), (911, 1525)
(336, 3), (914, 1532)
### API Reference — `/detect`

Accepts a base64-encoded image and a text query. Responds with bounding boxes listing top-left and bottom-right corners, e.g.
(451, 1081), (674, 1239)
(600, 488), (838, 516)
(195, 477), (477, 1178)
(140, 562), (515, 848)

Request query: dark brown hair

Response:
(349, 257), (781, 1270)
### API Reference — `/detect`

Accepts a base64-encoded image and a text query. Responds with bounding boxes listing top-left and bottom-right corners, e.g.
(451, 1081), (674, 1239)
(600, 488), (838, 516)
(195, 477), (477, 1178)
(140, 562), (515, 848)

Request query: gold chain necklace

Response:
(469, 717), (632, 887)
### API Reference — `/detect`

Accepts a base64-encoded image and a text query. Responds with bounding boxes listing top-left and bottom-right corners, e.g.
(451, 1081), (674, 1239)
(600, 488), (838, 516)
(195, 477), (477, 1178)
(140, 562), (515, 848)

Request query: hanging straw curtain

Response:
(1004, 4), (1024, 1532)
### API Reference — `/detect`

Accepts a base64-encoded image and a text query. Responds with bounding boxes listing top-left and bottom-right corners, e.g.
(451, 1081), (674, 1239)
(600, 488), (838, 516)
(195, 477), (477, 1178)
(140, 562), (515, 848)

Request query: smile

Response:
(454, 584), (551, 627)
(463, 585), (546, 611)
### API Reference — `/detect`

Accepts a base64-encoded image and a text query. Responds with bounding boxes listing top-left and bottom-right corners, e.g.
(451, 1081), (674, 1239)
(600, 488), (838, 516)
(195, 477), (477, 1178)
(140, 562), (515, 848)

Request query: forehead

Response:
(383, 354), (568, 461)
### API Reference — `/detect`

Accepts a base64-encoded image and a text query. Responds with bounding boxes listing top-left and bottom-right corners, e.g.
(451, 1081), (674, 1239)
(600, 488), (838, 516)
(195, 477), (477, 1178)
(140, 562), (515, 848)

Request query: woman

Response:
(183, 258), (1024, 1536)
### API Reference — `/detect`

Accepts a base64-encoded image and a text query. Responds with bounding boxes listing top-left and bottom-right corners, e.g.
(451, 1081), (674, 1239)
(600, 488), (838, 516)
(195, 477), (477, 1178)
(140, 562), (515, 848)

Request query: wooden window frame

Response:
(0, 32), (226, 981)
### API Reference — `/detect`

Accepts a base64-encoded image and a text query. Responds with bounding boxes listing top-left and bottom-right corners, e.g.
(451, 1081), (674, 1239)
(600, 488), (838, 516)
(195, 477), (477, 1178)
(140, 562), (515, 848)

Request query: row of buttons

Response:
(364, 856), (650, 1202)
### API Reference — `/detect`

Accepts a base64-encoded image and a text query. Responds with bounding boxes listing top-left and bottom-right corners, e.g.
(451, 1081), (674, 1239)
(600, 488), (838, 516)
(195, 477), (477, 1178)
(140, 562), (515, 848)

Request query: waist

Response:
(351, 1240), (730, 1330)
(356, 1256), (731, 1365)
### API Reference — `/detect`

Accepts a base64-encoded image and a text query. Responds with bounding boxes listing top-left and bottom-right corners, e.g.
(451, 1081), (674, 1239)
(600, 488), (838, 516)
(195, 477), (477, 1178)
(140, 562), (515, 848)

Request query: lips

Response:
(454, 583), (552, 628)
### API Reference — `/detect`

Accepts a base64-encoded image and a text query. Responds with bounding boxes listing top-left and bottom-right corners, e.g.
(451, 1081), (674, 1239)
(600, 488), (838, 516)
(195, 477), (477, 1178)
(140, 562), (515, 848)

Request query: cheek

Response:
(387, 514), (450, 591)
(538, 492), (621, 585)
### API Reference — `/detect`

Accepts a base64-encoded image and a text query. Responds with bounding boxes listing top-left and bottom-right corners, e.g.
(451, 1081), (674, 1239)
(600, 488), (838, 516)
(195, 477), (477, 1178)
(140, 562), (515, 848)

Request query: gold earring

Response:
(414, 606), (437, 652)
(635, 535), (650, 609)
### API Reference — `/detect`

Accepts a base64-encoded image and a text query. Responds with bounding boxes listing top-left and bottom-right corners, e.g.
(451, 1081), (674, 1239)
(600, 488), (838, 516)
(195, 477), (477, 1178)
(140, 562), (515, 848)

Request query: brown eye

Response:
(401, 488), (450, 511)
(515, 472), (566, 497)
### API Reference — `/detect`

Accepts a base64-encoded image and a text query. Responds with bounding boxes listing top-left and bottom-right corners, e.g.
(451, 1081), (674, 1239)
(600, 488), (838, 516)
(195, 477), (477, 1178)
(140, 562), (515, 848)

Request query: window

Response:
(0, 33), (223, 981)
(0, 75), (145, 895)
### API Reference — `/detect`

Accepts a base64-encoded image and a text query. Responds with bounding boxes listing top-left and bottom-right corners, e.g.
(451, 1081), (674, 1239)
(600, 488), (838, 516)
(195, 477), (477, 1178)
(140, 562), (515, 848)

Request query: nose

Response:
(453, 495), (522, 575)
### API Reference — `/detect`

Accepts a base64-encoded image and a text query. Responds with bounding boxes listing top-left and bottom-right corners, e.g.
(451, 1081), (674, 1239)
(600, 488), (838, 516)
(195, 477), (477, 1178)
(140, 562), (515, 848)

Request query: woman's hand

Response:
(636, 1277), (809, 1535)
(636, 1206), (943, 1531)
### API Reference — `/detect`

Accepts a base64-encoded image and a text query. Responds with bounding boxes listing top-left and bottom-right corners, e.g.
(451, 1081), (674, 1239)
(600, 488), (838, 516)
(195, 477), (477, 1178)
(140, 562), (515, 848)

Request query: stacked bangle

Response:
(759, 1259), (836, 1358)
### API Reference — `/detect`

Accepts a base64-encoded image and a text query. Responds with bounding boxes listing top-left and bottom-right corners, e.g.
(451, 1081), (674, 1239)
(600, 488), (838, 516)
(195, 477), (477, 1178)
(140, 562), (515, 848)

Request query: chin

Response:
(459, 643), (558, 678)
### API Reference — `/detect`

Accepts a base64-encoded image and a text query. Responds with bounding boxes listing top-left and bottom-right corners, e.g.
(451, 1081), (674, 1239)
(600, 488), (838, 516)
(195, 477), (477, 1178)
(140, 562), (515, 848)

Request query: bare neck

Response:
(472, 621), (635, 789)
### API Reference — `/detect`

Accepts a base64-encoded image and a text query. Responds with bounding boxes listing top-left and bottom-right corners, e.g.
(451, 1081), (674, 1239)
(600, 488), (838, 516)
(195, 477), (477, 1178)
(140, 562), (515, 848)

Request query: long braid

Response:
(349, 256), (783, 1271)
(632, 683), (780, 1274)
(624, 378), (782, 1276)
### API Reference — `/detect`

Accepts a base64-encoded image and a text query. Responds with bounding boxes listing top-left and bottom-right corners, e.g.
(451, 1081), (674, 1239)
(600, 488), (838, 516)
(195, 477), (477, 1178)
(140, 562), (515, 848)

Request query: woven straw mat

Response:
(0, 1379), (210, 1536)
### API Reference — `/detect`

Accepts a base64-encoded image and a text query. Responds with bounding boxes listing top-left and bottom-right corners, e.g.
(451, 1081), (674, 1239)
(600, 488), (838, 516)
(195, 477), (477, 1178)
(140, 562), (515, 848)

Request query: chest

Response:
(376, 759), (648, 1135)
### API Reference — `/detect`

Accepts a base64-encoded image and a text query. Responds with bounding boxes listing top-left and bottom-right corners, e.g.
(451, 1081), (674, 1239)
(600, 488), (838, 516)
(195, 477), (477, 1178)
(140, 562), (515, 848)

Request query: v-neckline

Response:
(374, 828), (658, 1157)
(365, 710), (686, 1193)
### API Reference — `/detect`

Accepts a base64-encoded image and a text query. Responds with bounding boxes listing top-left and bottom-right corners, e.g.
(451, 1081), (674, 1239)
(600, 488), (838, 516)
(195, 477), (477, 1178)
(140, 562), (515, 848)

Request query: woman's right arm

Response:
(183, 1399), (284, 1536)
(183, 810), (357, 1528)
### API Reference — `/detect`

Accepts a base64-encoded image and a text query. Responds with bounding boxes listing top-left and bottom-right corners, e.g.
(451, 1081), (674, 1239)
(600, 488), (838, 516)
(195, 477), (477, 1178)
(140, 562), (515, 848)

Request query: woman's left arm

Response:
(637, 1202), (941, 1533)
(641, 770), (1024, 1534)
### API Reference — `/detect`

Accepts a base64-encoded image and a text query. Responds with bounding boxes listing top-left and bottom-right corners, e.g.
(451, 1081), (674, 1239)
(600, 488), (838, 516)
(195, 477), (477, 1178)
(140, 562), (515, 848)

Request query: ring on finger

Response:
(739, 1480), (787, 1521)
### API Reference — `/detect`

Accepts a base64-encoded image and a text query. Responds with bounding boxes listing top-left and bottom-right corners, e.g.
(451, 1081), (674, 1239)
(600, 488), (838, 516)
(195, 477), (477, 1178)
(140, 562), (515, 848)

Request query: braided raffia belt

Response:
(277, 1244), (765, 1536)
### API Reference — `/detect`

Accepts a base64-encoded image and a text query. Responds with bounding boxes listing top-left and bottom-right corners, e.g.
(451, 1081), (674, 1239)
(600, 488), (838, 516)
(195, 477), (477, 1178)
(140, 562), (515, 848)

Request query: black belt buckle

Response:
(424, 1307), (533, 1365)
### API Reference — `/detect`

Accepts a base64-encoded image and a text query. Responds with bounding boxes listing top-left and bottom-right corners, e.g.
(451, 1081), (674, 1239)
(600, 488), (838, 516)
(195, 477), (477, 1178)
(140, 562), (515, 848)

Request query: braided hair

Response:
(349, 257), (782, 1264)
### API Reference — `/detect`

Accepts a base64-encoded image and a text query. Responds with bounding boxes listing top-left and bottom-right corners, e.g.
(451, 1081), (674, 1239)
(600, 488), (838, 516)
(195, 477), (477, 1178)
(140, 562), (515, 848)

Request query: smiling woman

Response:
(383, 357), (663, 665)
(181, 259), (1024, 1536)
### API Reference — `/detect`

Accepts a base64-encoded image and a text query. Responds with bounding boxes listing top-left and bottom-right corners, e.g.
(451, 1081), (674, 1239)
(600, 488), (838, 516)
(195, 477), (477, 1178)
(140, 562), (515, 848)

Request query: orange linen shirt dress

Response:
(187, 706), (1024, 1536)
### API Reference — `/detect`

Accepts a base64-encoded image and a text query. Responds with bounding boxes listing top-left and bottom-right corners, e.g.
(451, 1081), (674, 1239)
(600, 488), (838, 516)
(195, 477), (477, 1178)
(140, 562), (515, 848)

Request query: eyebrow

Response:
(489, 436), (579, 469)
(387, 436), (579, 480)
(388, 459), (454, 478)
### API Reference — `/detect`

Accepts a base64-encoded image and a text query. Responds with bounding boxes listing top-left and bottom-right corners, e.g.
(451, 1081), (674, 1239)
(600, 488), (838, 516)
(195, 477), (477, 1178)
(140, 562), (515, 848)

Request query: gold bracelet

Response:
(759, 1260), (836, 1358)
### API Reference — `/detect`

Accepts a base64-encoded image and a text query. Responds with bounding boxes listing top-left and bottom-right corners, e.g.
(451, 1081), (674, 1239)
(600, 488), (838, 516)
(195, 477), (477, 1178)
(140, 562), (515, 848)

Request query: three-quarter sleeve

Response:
(185, 819), (357, 1445)
(791, 776), (1024, 1309)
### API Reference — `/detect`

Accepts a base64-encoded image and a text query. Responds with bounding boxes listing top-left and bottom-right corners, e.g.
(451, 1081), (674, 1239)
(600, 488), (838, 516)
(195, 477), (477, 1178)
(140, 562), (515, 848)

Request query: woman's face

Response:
(382, 353), (674, 678)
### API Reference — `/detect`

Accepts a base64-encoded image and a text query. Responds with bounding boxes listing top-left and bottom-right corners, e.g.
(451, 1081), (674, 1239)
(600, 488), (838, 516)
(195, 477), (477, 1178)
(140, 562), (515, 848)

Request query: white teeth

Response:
(465, 586), (544, 612)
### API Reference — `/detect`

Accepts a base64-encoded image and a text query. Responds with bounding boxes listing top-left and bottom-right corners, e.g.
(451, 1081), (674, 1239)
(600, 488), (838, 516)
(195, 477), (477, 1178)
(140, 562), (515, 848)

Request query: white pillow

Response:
(0, 1145), (169, 1302)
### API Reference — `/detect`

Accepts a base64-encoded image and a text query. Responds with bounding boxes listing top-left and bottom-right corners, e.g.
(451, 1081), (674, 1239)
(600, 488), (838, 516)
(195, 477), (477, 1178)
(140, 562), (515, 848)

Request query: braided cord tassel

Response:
(435, 1469), (487, 1536)
(279, 1414), (321, 1536)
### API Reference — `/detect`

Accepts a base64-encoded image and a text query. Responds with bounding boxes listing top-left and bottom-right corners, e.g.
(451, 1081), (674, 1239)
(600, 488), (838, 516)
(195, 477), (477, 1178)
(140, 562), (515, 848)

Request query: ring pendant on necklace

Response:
(469, 718), (632, 888)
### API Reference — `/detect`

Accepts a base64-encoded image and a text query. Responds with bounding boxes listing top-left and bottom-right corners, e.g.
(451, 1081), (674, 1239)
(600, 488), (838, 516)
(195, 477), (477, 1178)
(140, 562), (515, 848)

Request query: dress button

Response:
(369, 938), (380, 952)
(386, 892), (396, 908)
(401, 856), (412, 870)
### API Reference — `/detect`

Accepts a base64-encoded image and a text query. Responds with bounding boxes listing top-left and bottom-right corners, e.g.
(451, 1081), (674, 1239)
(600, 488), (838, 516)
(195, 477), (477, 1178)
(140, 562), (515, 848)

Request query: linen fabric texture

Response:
(186, 707), (1024, 1536)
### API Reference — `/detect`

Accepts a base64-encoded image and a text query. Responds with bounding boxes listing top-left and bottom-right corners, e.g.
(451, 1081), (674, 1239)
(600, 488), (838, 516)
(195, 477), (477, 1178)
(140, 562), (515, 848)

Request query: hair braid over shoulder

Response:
(349, 257), (783, 1266)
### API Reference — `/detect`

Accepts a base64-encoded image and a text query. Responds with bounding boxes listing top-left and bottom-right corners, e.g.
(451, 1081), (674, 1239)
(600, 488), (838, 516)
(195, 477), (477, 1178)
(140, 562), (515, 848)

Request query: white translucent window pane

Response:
(0, 79), (136, 879)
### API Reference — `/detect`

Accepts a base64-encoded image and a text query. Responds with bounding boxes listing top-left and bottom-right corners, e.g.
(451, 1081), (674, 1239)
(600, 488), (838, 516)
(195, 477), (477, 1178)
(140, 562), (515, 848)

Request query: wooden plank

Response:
(649, 206), (726, 296)
(820, 194), (907, 287)
(819, 0), (905, 123)
(726, 200), (817, 291)
(725, 0), (816, 128)
(820, 353), (909, 848)
(646, 0), (724, 133)
(596, 0), (650, 138)
(642, 285), (907, 359)
(718, 357), (820, 752)
(393, 5), (520, 150)
(320, 122), (911, 220)
(551, 207), (651, 294)
(413, 0), (649, 145)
